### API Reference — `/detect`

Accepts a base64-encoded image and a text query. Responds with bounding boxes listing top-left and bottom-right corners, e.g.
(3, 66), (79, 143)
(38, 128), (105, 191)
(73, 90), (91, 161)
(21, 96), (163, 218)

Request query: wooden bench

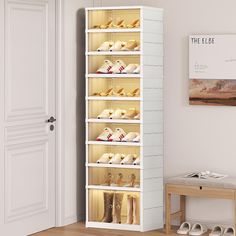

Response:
(165, 176), (236, 234)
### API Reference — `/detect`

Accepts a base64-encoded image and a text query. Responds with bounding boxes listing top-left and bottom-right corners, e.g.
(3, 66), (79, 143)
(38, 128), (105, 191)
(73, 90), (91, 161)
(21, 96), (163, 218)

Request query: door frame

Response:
(55, 0), (66, 227)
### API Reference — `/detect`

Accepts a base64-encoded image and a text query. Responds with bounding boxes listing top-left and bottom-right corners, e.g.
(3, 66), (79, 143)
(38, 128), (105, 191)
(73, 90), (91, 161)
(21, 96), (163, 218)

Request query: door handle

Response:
(47, 116), (56, 123)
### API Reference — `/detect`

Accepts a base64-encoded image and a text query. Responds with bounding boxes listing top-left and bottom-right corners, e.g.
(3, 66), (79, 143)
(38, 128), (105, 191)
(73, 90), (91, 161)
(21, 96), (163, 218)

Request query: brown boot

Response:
(126, 194), (133, 224)
(101, 192), (113, 223)
(113, 192), (124, 224)
(132, 196), (140, 224)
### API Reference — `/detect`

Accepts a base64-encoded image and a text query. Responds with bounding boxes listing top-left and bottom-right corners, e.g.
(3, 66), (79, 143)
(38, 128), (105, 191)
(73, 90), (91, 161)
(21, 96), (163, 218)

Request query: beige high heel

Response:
(114, 19), (125, 28)
(99, 20), (114, 29)
(114, 88), (126, 96)
(101, 172), (113, 186)
(127, 88), (140, 97)
(111, 173), (124, 187)
(126, 19), (140, 28)
(94, 88), (114, 96)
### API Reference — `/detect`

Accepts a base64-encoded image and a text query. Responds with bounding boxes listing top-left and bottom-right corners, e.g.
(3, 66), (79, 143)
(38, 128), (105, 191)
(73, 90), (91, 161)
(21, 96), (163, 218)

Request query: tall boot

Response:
(113, 192), (124, 224)
(132, 195), (140, 224)
(126, 194), (133, 224)
(101, 192), (114, 223)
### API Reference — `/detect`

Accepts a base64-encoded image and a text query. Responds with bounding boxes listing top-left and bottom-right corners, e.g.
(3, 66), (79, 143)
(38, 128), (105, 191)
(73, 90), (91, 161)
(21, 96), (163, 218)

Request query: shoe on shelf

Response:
(124, 174), (136, 187)
(122, 108), (139, 119)
(109, 60), (126, 74)
(134, 45), (140, 51)
(126, 195), (133, 224)
(121, 64), (137, 74)
(126, 19), (140, 28)
(114, 88), (126, 96)
(134, 112), (140, 120)
(133, 65), (140, 74)
(121, 154), (137, 165)
(109, 109), (126, 119)
(97, 41), (114, 51)
(209, 226), (224, 236)
(96, 127), (113, 141)
(111, 173), (124, 187)
(99, 19), (114, 29)
(109, 41), (126, 51)
(133, 157), (140, 165)
(101, 192), (114, 223)
(121, 40), (138, 51)
(113, 19), (125, 28)
(108, 153), (125, 164)
(177, 222), (191, 235)
(94, 88), (114, 96)
(133, 134), (140, 142)
(122, 132), (139, 142)
(96, 60), (113, 74)
(101, 172), (113, 186)
(97, 109), (114, 119)
(96, 153), (114, 164)
(127, 88), (140, 97)
(108, 128), (126, 142)
(223, 227), (235, 236)
(189, 223), (207, 236)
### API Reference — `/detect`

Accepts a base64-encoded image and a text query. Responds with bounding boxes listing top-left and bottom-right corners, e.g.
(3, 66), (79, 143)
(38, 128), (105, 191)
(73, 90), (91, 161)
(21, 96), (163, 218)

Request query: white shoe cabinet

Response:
(85, 6), (164, 232)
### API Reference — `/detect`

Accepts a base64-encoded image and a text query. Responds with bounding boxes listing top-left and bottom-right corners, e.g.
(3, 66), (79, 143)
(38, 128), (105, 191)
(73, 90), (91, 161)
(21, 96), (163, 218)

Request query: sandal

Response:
(126, 19), (140, 28)
(124, 174), (136, 187)
(96, 127), (113, 141)
(127, 88), (140, 97)
(111, 173), (124, 187)
(101, 172), (113, 186)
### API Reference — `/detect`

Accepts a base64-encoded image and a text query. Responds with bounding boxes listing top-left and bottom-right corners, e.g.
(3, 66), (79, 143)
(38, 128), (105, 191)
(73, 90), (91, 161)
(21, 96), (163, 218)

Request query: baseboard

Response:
(64, 214), (78, 226)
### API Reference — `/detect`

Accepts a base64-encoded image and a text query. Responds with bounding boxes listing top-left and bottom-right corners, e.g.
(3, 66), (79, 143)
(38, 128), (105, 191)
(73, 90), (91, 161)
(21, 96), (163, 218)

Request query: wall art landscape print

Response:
(189, 35), (236, 106)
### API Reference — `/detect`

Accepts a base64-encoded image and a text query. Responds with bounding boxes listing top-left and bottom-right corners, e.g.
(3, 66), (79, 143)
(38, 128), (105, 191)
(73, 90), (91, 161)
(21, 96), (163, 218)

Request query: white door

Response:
(0, 0), (56, 235)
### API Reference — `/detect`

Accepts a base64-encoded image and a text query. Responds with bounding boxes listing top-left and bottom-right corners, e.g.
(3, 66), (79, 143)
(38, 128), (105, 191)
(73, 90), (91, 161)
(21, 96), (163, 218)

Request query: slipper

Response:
(126, 19), (140, 28)
(121, 40), (138, 51)
(108, 153), (125, 164)
(97, 41), (114, 51)
(97, 109), (114, 119)
(96, 153), (114, 164)
(133, 134), (140, 142)
(133, 157), (140, 165)
(122, 132), (139, 142)
(177, 222), (191, 235)
(223, 227), (235, 236)
(108, 128), (126, 142)
(96, 127), (113, 141)
(121, 154), (137, 165)
(133, 65), (140, 74)
(189, 223), (207, 236)
(127, 88), (140, 97)
(109, 60), (126, 74)
(122, 108), (138, 119)
(109, 41), (126, 51)
(96, 60), (113, 74)
(121, 64), (137, 74)
(109, 109), (126, 119)
(210, 226), (224, 236)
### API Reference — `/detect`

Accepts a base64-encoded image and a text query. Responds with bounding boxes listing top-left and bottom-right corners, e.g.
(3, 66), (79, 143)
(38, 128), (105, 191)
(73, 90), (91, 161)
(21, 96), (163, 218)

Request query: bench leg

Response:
(180, 195), (186, 223)
(165, 187), (171, 234)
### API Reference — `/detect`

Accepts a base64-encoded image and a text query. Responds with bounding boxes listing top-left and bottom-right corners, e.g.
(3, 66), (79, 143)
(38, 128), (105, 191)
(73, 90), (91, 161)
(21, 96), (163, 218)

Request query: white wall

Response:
(92, 0), (236, 227)
(64, 0), (236, 227)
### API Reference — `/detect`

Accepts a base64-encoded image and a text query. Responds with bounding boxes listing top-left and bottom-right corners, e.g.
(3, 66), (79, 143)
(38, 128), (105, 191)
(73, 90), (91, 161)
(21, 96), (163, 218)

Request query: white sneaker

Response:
(133, 157), (140, 165)
(96, 60), (113, 74)
(97, 41), (114, 51)
(108, 128), (126, 142)
(121, 154), (137, 165)
(133, 134), (140, 142)
(109, 109), (126, 119)
(96, 127), (113, 141)
(122, 132), (139, 142)
(133, 65), (140, 74)
(109, 60), (126, 74)
(121, 64), (137, 74)
(96, 153), (114, 164)
(108, 153), (125, 164)
(97, 109), (113, 119)
(109, 41), (126, 51)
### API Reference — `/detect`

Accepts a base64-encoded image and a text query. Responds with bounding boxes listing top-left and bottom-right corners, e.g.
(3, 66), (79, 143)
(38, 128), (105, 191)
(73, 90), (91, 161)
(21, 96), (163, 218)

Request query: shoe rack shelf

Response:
(85, 6), (163, 232)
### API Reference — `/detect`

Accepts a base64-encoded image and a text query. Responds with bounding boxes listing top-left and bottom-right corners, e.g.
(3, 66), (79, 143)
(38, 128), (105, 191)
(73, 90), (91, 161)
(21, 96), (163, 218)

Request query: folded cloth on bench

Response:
(165, 175), (236, 189)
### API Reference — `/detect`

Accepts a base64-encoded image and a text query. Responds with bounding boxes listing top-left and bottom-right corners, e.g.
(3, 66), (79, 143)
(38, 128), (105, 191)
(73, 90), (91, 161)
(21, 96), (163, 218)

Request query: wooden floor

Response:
(32, 222), (176, 236)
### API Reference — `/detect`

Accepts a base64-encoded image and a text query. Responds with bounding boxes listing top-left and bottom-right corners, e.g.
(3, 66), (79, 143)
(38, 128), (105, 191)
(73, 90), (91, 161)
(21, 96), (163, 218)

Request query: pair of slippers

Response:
(178, 222), (235, 236)
(97, 40), (140, 51)
(96, 60), (140, 74)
